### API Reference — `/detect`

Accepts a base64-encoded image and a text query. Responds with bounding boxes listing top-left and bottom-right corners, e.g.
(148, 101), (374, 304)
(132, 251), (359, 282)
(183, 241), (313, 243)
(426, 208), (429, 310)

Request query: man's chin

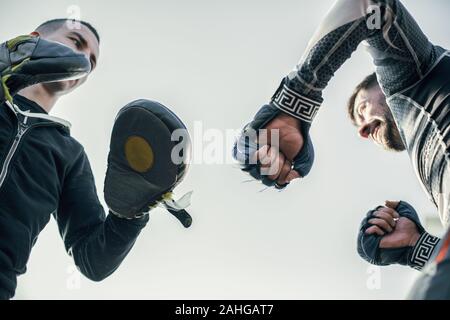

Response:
(379, 137), (406, 152)
(380, 115), (407, 152)
(371, 128), (405, 152)
(42, 81), (76, 94)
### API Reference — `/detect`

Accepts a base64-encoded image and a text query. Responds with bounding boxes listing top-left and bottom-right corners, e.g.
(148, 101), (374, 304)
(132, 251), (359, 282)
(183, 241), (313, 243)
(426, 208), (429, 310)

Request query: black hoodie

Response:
(0, 95), (149, 299)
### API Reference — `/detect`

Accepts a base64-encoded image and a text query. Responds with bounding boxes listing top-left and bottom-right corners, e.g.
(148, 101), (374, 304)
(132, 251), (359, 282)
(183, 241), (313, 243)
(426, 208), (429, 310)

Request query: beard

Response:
(380, 110), (406, 152)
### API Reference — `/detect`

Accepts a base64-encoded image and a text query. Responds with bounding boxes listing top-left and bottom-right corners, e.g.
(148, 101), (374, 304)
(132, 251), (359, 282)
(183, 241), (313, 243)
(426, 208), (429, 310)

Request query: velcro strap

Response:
(272, 84), (321, 123)
(410, 232), (441, 270)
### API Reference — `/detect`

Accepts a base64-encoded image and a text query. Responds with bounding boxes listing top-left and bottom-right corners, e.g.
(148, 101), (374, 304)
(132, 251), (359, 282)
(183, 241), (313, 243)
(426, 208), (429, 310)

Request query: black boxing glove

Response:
(1, 35), (90, 103)
(233, 79), (320, 188)
(358, 201), (441, 270)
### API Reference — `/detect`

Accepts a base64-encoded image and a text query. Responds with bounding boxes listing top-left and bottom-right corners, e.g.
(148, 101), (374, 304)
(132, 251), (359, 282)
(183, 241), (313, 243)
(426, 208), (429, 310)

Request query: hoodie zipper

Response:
(0, 117), (29, 189)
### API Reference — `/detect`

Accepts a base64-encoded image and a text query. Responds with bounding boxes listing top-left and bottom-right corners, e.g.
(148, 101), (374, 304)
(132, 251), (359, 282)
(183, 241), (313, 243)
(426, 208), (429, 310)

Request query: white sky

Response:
(1, 0), (449, 299)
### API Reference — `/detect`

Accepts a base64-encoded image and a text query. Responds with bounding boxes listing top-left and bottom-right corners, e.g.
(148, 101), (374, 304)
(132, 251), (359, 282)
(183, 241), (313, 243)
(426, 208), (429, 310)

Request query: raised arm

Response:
(54, 149), (148, 281)
(278, 0), (436, 115)
(234, 0), (438, 187)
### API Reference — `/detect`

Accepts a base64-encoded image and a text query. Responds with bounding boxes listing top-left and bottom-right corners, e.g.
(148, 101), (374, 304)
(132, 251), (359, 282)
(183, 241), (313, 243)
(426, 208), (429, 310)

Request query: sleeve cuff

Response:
(409, 232), (441, 271)
(109, 210), (150, 226)
(271, 84), (321, 123)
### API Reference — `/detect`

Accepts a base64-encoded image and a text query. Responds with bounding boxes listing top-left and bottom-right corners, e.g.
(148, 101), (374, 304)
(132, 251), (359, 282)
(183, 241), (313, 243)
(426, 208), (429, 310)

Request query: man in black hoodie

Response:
(0, 19), (149, 299)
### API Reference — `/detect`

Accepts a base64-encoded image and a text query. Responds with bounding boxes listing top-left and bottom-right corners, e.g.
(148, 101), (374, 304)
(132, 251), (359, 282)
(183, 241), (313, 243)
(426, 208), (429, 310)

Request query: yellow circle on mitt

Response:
(125, 136), (154, 173)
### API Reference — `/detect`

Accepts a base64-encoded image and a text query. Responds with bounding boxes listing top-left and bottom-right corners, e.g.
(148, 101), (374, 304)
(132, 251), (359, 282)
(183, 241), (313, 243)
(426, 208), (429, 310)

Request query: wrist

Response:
(409, 232), (421, 247)
(409, 232), (441, 270)
(110, 209), (148, 220)
(271, 83), (321, 124)
(275, 113), (303, 130)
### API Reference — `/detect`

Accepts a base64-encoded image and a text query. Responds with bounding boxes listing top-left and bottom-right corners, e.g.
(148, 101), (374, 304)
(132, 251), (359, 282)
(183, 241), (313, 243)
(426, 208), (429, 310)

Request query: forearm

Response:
(405, 232), (441, 271)
(274, 0), (435, 122)
(70, 213), (149, 281)
(57, 149), (150, 281)
(274, 0), (374, 119)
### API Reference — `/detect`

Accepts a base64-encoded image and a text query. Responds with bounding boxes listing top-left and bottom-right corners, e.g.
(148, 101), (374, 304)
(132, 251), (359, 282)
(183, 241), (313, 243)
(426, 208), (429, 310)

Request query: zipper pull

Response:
(17, 119), (28, 137)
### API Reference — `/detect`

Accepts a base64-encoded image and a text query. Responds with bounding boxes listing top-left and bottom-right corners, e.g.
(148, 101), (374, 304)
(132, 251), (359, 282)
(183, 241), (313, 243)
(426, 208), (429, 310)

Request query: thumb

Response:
(385, 200), (400, 210)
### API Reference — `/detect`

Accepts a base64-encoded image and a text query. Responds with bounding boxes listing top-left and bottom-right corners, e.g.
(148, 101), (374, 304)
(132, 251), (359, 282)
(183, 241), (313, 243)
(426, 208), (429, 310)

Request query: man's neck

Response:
(17, 84), (58, 113)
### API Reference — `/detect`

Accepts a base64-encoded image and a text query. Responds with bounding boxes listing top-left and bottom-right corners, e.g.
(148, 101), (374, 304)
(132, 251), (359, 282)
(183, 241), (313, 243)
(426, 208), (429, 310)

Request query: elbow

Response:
(79, 265), (116, 282)
(72, 250), (118, 282)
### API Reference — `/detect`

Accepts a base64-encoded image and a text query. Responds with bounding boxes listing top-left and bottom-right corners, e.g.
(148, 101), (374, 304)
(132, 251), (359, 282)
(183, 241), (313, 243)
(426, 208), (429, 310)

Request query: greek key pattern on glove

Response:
(272, 84), (320, 123)
(410, 232), (441, 271)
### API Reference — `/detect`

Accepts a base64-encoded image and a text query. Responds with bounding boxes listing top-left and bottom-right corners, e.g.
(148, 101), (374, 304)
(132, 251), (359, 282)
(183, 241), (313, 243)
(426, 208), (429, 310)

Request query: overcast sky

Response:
(2, 0), (449, 299)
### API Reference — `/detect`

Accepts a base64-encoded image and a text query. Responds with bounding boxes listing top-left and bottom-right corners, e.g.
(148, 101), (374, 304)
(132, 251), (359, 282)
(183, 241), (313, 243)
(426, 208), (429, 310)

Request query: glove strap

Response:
(109, 210), (147, 220)
(150, 191), (192, 211)
(111, 191), (193, 228)
(409, 232), (441, 271)
(6, 35), (35, 51)
(150, 191), (193, 228)
(272, 84), (321, 123)
(1, 58), (32, 104)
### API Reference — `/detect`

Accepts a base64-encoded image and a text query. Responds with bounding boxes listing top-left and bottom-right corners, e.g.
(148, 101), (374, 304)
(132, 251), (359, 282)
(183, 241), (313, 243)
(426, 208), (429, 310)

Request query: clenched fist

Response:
(254, 114), (304, 186)
(365, 201), (421, 248)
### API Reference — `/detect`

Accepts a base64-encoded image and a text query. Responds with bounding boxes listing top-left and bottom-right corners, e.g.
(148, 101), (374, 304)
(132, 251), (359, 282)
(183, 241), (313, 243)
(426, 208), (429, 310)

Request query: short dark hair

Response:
(36, 19), (100, 43)
(347, 73), (378, 125)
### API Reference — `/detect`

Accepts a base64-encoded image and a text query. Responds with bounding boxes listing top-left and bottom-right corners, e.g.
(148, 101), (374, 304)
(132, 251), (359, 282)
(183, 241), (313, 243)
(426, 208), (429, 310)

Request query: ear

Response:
(30, 31), (40, 37)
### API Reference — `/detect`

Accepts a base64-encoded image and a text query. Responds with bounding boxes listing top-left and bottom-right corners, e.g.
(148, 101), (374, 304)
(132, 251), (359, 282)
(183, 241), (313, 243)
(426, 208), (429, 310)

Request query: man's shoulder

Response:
(64, 134), (87, 159)
(50, 130), (88, 169)
(68, 133), (84, 147)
